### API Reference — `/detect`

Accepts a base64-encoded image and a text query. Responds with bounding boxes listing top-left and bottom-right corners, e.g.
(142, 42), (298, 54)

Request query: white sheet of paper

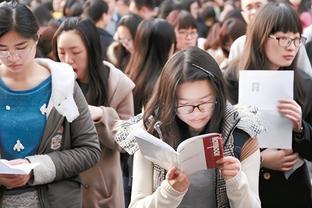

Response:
(0, 159), (39, 174)
(239, 70), (294, 149)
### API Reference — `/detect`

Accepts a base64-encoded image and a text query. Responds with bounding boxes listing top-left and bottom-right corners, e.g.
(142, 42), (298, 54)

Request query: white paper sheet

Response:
(0, 159), (39, 174)
(239, 70), (294, 149)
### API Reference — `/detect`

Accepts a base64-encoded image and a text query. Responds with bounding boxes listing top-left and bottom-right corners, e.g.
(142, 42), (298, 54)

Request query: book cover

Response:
(132, 129), (224, 175)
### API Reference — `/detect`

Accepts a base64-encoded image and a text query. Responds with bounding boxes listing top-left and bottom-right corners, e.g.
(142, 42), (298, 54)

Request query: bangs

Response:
(177, 11), (198, 30)
(270, 4), (302, 34)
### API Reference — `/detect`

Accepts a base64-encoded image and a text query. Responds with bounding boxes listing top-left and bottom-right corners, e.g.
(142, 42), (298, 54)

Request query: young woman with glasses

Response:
(0, 2), (100, 207)
(224, 2), (312, 207)
(114, 47), (261, 208)
(166, 9), (199, 52)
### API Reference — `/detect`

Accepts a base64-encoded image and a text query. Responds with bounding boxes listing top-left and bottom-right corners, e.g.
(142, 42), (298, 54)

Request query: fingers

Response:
(217, 156), (241, 180)
(283, 152), (298, 162)
(278, 100), (302, 130)
(281, 159), (298, 171)
(7, 158), (29, 165)
(166, 167), (178, 180)
(166, 167), (189, 192)
(0, 174), (30, 189)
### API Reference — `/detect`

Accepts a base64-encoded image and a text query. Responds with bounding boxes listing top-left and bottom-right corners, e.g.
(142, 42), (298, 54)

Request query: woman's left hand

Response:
(277, 99), (302, 132)
(88, 105), (103, 121)
(216, 156), (241, 180)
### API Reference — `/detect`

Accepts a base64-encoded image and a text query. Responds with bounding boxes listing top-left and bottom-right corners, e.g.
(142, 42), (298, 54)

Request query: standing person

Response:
(125, 18), (176, 115)
(0, 2), (100, 207)
(115, 47), (261, 208)
(224, 3), (312, 207)
(107, 13), (143, 72)
(228, 0), (312, 76)
(122, 18), (175, 206)
(166, 9), (199, 52)
(83, 0), (114, 61)
(52, 17), (135, 208)
(129, 0), (157, 19)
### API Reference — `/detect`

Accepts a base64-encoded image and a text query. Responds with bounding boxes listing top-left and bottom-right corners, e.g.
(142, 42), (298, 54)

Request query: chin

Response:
(189, 123), (207, 132)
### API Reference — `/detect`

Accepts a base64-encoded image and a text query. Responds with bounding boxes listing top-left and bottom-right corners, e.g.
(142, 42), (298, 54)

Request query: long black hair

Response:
(0, 1), (39, 40)
(52, 17), (109, 106)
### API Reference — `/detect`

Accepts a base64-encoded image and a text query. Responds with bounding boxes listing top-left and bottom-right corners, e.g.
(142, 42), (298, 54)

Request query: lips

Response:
(8, 64), (21, 68)
(282, 55), (294, 61)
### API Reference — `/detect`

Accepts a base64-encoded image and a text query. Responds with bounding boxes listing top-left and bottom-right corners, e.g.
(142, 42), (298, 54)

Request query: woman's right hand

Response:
(0, 159), (32, 189)
(261, 149), (299, 172)
(166, 167), (189, 192)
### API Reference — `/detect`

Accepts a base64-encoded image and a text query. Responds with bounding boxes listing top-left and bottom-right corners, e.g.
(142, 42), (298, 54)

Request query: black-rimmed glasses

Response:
(176, 101), (217, 115)
(269, 35), (307, 48)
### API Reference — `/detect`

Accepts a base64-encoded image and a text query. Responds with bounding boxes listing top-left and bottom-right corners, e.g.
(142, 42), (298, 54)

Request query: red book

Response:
(133, 129), (224, 175)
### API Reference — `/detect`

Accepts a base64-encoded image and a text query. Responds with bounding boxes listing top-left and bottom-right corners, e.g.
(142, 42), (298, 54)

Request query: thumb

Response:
(166, 167), (178, 180)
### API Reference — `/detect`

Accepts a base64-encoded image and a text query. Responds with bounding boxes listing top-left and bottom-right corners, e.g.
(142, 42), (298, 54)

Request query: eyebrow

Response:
(0, 41), (28, 47)
(58, 46), (81, 50)
(178, 95), (215, 101)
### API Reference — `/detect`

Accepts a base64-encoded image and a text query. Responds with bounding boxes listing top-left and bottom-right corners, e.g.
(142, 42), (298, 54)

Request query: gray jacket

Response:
(0, 59), (101, 207)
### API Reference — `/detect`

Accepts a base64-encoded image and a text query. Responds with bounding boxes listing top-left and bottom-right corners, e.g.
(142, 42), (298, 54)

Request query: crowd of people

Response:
(0, 0), (311, 207)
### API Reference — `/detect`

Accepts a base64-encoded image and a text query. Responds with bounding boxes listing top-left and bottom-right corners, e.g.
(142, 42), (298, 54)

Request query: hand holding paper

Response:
(0, 159), (38, 174)
(0, 159), (38, 189)
(239, 70), (294, 149)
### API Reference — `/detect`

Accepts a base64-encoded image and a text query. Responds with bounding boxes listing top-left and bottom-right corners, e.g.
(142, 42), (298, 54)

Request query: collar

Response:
(36, 58), (79, 122)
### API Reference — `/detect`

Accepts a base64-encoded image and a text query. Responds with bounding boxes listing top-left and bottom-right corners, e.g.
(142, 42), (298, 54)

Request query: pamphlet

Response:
(239, 70), (294, 149)
(0, 159), (39, 174)
(131, 129), (224, 175)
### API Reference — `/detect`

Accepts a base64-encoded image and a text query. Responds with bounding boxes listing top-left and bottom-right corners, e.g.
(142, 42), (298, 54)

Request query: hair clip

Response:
(191, 63), (215, 79)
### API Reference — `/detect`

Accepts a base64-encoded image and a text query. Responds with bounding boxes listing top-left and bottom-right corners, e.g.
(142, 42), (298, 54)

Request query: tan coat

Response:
(80, 63), (135, 208)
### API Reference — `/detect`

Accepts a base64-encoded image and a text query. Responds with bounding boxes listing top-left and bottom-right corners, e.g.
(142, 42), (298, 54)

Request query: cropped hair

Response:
(166, 9), (198, 30)
(133, 0), (156, 10)
(83, 0), (108, 23)
(0, 1), (39, 40)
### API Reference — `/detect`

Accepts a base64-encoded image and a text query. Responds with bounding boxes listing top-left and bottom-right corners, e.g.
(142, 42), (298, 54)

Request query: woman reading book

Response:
(114, 47), (261, 208)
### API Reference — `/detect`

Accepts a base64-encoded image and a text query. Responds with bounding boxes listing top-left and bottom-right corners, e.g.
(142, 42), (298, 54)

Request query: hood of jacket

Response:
(36, 58), (79, 122)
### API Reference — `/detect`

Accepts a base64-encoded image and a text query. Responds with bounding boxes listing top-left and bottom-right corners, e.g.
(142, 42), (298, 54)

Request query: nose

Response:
(6, 51), (20, 62)
(249, 8), (257, 15)
(192, 106), (202, 114)
(64, 53), (73, 65)
(286, 41), (297, 50)
(185, 33), (193, 40)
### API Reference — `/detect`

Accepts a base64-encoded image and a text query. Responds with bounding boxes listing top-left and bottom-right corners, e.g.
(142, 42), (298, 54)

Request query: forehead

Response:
(176, 80), (215, 100)
(57, 30), (85, 48)
(241, 0), (266, 8)
(0, 30), (30, 46)
(117, 26), (132, 37)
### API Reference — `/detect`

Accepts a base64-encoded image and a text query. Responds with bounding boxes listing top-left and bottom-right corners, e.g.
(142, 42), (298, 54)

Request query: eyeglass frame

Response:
(268, 34), (307, 48)
(177, 29), (198, 39)
(176, 100), (217, 115)
(0, 40), (37, 59)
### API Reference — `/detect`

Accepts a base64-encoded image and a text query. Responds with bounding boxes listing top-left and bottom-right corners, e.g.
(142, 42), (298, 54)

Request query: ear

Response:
(36, 30), (42, 44)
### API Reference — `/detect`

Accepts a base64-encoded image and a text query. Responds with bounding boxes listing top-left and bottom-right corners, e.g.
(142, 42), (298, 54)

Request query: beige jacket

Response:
(80, 62), (135, 208)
